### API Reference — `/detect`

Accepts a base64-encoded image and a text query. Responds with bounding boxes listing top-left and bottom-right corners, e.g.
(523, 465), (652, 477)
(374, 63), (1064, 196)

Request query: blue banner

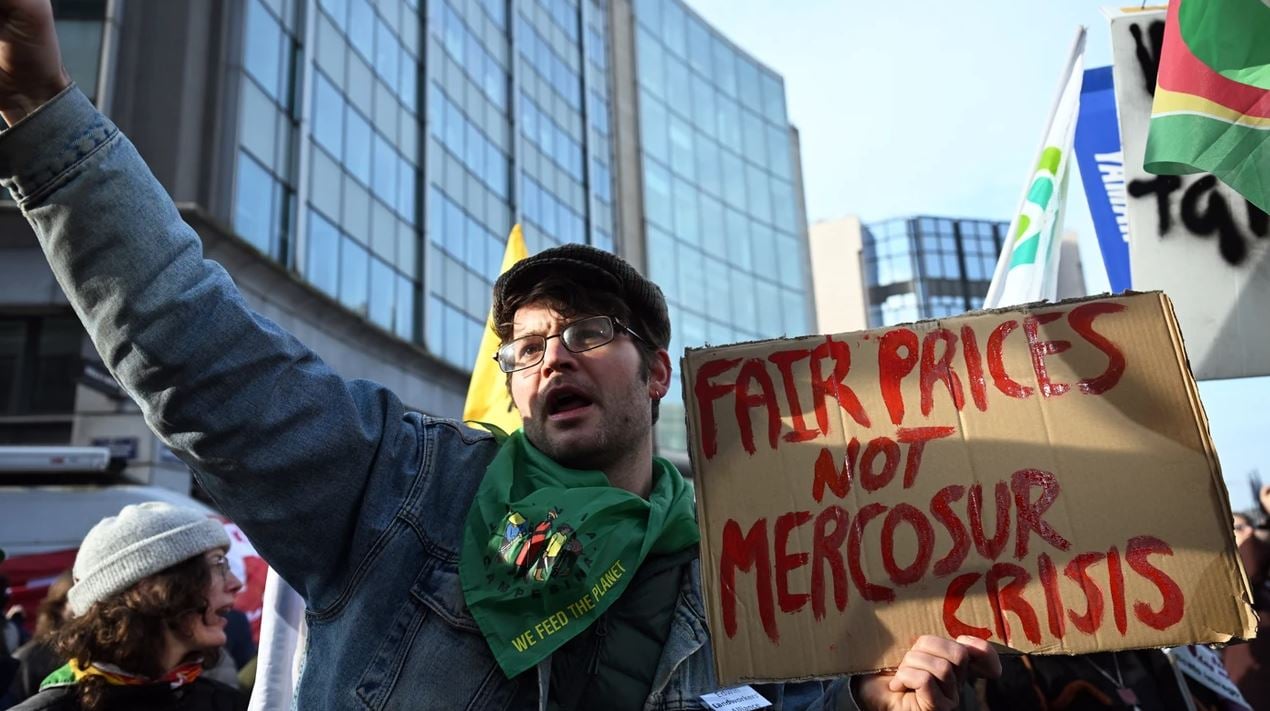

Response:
(1074, 66), (1132, 293)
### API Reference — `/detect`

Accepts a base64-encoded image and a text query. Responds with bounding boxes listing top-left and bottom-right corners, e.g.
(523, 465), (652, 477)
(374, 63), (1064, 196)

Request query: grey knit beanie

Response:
(68, 502), (230, 616)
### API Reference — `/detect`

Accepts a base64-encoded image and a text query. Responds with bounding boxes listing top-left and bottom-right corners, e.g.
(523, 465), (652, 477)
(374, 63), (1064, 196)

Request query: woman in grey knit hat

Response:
(11, 502), (247, 711)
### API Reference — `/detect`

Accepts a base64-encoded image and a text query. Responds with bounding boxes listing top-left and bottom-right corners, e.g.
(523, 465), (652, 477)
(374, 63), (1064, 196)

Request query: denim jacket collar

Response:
(649, 557), (712, 700)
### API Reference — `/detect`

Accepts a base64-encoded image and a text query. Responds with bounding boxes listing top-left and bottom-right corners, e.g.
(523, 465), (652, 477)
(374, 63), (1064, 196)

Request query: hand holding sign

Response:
(855, 635), (1001, 711)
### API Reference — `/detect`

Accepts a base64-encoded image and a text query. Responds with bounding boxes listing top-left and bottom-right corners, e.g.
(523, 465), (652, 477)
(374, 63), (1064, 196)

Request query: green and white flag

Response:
(985, 28), (1086, 308)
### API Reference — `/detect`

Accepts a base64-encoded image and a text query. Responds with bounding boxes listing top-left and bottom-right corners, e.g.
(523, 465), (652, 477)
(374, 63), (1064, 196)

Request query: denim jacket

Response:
(0, 87), (859, 711)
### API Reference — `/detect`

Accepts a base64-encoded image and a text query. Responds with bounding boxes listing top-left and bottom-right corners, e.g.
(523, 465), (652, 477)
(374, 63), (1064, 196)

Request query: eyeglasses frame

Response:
(493, 315), (649, 373)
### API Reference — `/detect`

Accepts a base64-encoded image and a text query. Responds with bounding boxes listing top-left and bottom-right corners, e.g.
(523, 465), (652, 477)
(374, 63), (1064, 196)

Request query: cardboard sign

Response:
(1108, 7), (1270, 380)
(683, 292), (1256, 683)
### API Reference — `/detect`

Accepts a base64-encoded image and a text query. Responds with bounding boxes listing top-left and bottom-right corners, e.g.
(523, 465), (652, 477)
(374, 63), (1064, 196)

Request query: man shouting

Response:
(0, 1), (998, 708)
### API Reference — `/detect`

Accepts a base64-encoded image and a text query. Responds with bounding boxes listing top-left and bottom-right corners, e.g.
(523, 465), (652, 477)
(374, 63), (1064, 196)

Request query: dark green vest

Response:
(547, 548), (698, 710)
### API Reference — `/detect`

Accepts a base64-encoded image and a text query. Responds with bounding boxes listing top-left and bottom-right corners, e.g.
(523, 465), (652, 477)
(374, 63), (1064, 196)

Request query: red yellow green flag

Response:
(1144, 0), (1270, 213)
(463, 224), (528, 435)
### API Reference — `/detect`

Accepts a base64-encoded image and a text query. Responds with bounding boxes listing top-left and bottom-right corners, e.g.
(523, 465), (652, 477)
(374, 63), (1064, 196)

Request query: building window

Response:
(339, 234), (371, 315)
(348, 0), (375, 62)
(234, 151), (287, 257)
(345, 106), (373, 186)
(235, 0), (299, 264)
(245, 0), (289, 101)
(369, 256), (395, 329)
(0, 315), (83, 417)
(313, 71), (346, 157)
(306, 209), (341, 297)
(51, 0), (106, 102)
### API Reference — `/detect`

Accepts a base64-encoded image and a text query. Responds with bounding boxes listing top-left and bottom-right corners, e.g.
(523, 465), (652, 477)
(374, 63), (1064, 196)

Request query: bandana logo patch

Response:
(489, 508), (585, 584)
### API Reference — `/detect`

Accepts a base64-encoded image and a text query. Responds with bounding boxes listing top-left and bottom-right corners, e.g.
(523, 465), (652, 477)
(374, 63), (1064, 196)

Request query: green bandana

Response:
(460, 430), (699, 678)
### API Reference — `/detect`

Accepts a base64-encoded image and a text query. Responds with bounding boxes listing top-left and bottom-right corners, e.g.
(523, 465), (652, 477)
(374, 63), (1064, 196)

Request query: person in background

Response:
(0, 552), (19, 707)
(983, 650), (1201, 711)
(233, 657), (255, 697)
(1234, 512), (1256, 547)
(7, 571), (73, 704)
(10, 503), (246, 711)
(0, 576), (21, 655)
(5, 606), (29, 652)
(218, 611), (253, 673)
(1226, 511), (1270, 709)
(1253, 486), (1270, 541)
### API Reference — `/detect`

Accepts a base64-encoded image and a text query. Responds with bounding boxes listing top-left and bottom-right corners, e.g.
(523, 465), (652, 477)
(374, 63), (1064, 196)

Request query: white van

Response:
(0, 483), (217, 557)
(0, 446), (215, 556)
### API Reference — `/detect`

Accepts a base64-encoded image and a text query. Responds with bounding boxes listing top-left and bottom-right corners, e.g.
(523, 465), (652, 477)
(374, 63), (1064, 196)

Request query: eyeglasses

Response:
(495, 315), (647, 373)
(209, 554), (230, 580)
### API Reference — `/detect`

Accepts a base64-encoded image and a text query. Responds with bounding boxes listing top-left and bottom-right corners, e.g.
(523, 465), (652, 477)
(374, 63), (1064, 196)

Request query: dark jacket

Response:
(9, 678), (246, 711)
(7, 640), (62, 705)
(1226, 532), (1270, 710)
(984, 651), (1190, 711)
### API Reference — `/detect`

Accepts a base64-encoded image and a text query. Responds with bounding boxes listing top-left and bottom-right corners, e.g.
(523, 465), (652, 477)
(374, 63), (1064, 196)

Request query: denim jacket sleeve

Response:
(0, 86), (418, 612)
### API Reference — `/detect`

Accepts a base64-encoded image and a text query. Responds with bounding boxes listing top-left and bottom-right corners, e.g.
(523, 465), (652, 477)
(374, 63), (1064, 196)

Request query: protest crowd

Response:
(1, 0), (1269, 709)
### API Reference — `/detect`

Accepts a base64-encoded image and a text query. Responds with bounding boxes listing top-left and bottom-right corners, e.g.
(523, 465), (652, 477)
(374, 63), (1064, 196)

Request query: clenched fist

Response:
(855, 635), (1002, 711)
(0, 0), (70, 125)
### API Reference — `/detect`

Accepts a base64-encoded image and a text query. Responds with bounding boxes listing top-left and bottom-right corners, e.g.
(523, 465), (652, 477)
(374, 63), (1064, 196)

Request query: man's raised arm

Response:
(0, 0), (420, 610)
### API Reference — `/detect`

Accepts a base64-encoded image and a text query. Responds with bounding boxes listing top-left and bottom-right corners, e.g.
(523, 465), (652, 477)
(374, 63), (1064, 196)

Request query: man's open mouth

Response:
(546, 387), (595, 417)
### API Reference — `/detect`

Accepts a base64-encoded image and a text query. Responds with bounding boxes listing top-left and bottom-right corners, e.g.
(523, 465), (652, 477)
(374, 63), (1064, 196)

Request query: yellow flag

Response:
(463, 224), (528, 434)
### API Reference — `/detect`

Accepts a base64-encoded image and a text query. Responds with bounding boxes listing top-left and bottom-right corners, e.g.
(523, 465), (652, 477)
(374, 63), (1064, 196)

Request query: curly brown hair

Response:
(52, 555), (217, 711)
(33, 569), (74, 641)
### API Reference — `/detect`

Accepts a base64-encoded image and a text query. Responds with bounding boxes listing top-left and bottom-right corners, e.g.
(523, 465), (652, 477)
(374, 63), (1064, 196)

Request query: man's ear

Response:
(649, 349), (672, 399)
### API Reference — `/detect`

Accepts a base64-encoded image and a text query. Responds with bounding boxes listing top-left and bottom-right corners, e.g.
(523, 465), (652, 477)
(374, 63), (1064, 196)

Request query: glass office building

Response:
(236, 0), (421, 343)
(423, 0), (511, 369)
(631, 0), (813, 455)
(230, 0), (810, 456)
(427, 0), (617, 369)
(232, 0), (616, 373)
(861, 216), (1006, 327)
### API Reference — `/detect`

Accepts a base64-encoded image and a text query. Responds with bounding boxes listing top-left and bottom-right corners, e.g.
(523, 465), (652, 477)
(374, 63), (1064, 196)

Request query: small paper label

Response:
(699, 685), (773, 711)
(1164, 645), (1251, 709)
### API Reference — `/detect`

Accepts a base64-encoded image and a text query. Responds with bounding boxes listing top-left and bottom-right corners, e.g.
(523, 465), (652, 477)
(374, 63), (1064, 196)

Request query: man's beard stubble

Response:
(524, 383), (651, 474)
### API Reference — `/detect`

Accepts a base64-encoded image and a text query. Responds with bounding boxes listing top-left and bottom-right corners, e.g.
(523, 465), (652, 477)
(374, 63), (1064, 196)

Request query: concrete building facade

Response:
(808, 217), (868, 334)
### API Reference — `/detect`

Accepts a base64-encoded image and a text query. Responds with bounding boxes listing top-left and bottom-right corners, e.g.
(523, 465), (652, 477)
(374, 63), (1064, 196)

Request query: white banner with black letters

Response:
(1107, 7), (1269, 380)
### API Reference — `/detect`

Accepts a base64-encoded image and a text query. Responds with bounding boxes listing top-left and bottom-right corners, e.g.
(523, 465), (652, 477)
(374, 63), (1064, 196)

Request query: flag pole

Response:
(985, 26), (1087, 308)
